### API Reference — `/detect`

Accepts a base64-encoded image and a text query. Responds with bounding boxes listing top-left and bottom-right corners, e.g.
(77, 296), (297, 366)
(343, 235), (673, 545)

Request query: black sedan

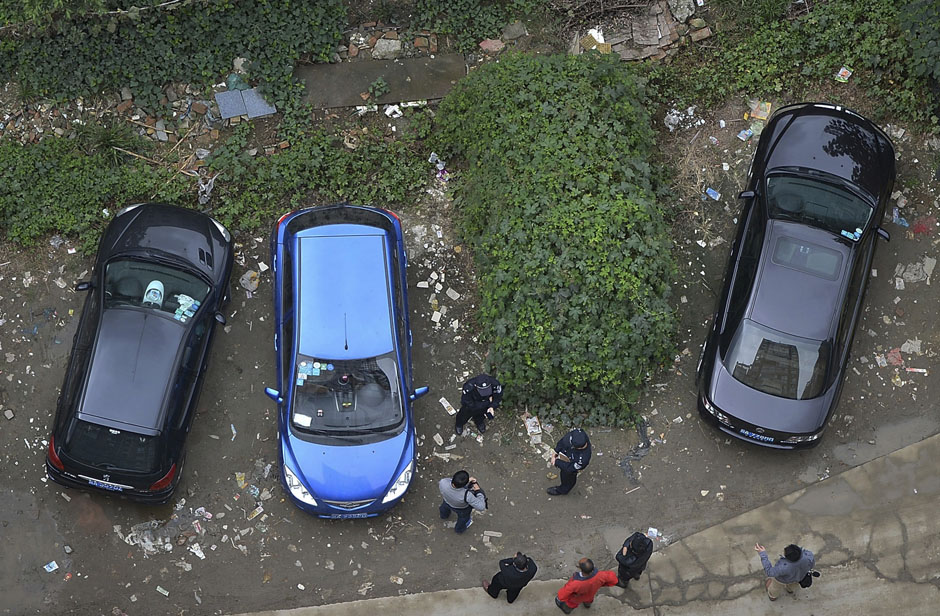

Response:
(697, 103), (895, 448)
(46, 203), (233, 502)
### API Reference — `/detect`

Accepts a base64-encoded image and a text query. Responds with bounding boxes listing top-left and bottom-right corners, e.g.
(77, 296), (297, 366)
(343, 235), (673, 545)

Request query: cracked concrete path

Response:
(236, 433), (940, 615)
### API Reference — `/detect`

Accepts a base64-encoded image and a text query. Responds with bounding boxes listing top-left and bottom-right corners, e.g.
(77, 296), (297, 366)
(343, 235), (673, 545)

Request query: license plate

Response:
(329, 512), (369, 519)
(740, 428), (775, 443)
(88, 479), (124, 492)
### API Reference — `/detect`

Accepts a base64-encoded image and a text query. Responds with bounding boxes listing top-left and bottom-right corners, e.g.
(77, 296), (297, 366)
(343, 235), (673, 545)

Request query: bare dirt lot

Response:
(1, 97), (938, 616)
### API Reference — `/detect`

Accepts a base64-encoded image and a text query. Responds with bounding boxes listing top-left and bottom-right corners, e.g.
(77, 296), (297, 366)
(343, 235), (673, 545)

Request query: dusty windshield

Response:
(724, 319), (830, 400)
(291, 354), (402, 433)
(104, 258), (209, 323)
(766, 174), (873, 240)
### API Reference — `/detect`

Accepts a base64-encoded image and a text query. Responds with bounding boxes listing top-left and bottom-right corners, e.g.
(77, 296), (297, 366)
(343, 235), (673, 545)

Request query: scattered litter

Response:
(432, 433), (444, 447)
(834, 66), (853, 83)
(4, 409), (13, 420)
(231, 423), (237, 441)
(892, 208), (909, 227)
(384, 105), (402, 118)
(705, 187), (721, 201)
(235, 472), (247, 489)
(44, 561), (59, 573)
(483, 530), (503, 537)
(239, 270), (260, 292)
(672, 416), (683, 424)
(257, 261), (269, 273)
(906, 367), (928, 374)
(247, 506), (264, 521)
(875, 354), (888, 367)
(525, 416), (542, 436)
(439, 397), (456, 415)
(911, 216), (937, 236)
(156, 585), (169, 597)
(390, 575), (404, 585)
(736, 128), (753, 142)
(197, 172), (219, 205)
(901, 338), (922, 355)
(708, 136), (719, 145)
(886, 348), (903, 366)
(355, 105), (378, 116)
(647, 527), (660, 539)
(748, 100), (772, 121)
(700, 490), (709, 497)
(189, 544), (206, 560)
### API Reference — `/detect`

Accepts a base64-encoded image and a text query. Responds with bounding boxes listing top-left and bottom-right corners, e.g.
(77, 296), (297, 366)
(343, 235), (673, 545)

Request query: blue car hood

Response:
(283, 429), (411, 501)
(711, 362), (832, 434)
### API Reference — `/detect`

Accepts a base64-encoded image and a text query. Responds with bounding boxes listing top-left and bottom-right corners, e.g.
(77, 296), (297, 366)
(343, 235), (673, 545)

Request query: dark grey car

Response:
(697, 103), (896, 448)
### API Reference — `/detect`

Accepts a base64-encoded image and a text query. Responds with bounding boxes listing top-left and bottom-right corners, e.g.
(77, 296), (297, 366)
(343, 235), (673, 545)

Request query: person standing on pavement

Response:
(554, 557), (619, 613)
(483, 551), (538, 604)
(455, 373), (503, 435)
(616, 531), (654, 588)
(438, 470), (487, 533)
(754, 542), (815, 601)
(547, 428), (591, 495)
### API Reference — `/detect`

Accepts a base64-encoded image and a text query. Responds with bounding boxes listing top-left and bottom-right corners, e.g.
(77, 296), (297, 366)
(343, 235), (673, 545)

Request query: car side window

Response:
(389, 245), (411, 386)
(58, 290), (100, 423)
(281, 249), (294, 373)
(172, 319), (208, 430)
(725, 207), (764, 335)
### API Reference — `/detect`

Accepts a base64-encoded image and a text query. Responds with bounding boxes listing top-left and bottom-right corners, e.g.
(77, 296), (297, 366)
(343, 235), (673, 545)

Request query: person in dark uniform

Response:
(483, 551), (538, 603)
(616, 531), (654, 587)
(548, 428), (591, 495)
(455, 373), (503, 435)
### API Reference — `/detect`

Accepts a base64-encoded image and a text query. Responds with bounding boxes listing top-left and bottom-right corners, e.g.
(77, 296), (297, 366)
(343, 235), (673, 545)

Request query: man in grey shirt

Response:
(439, 470), (487, 533)
(754, 541), (815, 600)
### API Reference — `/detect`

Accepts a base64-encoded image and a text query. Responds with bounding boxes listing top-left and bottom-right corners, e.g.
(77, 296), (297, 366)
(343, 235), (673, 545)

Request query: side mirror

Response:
(214, 312), (226, 325)
(75, 281), (93, 292)
(738, 190), (756, 200)
(876, 227), (890, 242)
(410, 386), (429, 402)
(264, 387), (283, 404)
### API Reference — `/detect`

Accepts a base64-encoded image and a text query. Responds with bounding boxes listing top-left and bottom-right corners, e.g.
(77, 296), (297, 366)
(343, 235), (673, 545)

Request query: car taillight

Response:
(276, 211), (293, 228)
(149, 464), (177, 492)
(47, 435), (65, 471)
(383, 208), (400, 221)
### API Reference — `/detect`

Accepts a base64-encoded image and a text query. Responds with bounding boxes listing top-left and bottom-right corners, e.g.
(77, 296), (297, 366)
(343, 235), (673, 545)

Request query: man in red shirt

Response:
(554, 557), (619, 613)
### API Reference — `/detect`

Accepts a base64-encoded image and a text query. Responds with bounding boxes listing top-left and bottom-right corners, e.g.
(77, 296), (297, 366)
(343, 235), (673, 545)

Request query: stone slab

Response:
(242, 88), (277, 118)
(295, 54), (466, 109)
(215, 89), (247, 119)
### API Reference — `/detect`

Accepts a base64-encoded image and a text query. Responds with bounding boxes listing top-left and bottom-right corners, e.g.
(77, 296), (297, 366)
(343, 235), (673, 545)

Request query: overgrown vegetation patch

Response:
(652, 0), (940, 126)
(436, 52), (677, 425)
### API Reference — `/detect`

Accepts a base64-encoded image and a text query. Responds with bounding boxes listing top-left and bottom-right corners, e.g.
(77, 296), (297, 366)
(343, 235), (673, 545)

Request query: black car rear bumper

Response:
(46, 460), (176, 505)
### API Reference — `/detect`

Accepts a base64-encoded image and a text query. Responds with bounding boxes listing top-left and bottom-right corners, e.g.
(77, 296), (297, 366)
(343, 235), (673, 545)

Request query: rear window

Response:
(724, 319), (830, 400)
(65, 419), (160, 473)
(772, 236), (843, 280)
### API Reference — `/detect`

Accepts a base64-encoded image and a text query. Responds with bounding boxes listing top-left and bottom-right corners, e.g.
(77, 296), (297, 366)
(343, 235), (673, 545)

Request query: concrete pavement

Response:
(237, 433), (940, 615)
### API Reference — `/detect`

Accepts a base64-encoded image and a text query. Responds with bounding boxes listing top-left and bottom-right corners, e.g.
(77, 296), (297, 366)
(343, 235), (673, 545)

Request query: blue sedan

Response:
(266, 204), (428, 517)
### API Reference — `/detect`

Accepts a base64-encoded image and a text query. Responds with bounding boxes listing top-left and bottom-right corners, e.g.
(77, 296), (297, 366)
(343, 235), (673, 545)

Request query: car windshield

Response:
(724, 319), (830, 400)
(65, 419), (160, 473)
(291, 353), (402, 434)
(766, 174), (873, 239)
(104, 258), (210, 323)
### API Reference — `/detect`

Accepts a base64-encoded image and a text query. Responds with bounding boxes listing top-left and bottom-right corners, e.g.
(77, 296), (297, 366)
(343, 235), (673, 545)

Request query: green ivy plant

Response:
(435, 52), (678, 425)
(1, 1), (346, 113)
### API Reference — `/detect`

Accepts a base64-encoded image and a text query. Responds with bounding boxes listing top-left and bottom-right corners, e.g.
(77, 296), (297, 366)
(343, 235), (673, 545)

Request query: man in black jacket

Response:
(483, 552), (538, 603)
(548, 428), (591, 495)
(455, 373), (503, 435)
(616, 531), (653, 587)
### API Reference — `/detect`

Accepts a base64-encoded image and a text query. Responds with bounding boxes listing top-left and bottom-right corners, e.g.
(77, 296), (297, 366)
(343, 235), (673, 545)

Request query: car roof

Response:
(748, 220), (849, 341)
(296, 224), (395, 359)
(80, 308), (185, 434)
(762, 104), (894, 202)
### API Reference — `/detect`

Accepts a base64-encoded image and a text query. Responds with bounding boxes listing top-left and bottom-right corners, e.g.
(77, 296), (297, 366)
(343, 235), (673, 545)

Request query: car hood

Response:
(710, 360), (831, 434)
(762, 105), (894, 202)
(282, 428), (411, 501)
(81, 309), (184, 434)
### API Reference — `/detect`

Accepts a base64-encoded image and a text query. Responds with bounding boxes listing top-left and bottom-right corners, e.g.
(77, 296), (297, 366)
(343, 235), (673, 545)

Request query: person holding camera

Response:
(438, 470), (487, 533)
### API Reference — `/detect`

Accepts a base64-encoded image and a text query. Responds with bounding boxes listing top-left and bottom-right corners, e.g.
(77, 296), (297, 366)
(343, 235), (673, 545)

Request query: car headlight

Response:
(701, 395), (732, 426)
(781, 431), (823, 444)
(381, 462), (413, 504)
(283, 464), (317, 506)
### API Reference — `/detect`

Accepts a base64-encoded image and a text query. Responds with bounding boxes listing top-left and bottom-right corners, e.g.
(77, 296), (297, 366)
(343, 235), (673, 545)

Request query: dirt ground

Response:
(2, 86), (939, 616)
